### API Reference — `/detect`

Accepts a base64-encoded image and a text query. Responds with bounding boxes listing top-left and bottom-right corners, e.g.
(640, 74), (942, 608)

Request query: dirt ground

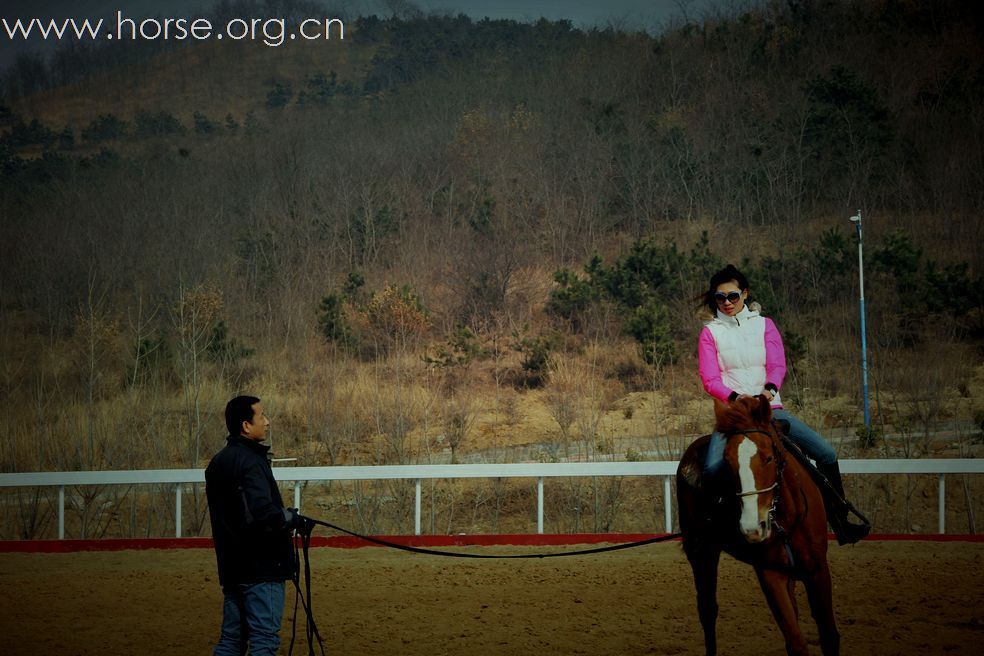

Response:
(0, 540), (981, 655)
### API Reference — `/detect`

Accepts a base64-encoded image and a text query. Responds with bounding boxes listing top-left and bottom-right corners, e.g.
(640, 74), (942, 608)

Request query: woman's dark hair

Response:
(702, 264), (750, 314)
(225, 395), (261, 436)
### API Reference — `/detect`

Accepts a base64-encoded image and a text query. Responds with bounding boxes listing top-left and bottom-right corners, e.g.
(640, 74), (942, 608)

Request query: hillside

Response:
(9, 34), (364, 130)
(0, 0), (982, 496)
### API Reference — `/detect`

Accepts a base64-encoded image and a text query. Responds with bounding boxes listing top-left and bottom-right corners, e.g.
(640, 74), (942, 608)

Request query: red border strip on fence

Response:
(1, 532), (983, 553)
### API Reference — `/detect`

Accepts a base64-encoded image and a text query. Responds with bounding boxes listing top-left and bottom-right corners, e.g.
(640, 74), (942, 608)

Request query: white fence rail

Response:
(2, 459), (982, 540)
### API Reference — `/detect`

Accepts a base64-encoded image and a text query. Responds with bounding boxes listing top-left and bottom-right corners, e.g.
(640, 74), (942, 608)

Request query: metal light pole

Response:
(849, 210), (871, 429)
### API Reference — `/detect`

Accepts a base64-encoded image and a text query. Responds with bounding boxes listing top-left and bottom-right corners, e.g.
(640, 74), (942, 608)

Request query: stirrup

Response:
(829, 501), (871, 545)
(833, 518), (871, 545)
(836, 494), (872, 531)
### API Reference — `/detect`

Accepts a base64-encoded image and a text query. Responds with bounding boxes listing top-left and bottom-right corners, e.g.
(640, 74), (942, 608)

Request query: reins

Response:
(307, 517), (682, 559)
(737, 482), (777, 497)
(288, 529), (327, 656)
(286, 517), (684, 654)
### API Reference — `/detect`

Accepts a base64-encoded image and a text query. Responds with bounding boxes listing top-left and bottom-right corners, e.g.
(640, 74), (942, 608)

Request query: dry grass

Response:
(1, 306), (982, 540)
(3, 329), (980, 470)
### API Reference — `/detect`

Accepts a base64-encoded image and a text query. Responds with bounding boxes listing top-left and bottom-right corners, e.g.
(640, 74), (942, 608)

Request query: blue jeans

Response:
(704, 409), (838, 474)
(214, 581), (286, 656)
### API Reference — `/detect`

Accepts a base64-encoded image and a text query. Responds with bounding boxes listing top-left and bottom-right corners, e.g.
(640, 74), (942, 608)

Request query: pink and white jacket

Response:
(698, 303), (786, 409)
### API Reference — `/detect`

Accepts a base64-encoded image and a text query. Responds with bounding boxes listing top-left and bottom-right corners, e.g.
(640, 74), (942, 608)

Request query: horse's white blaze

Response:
(736, 438), (763, 537)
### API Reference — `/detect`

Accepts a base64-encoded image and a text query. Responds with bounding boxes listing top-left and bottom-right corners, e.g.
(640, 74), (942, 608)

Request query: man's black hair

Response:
(225, 395), (261, 436)
(703, 264), (750, 314)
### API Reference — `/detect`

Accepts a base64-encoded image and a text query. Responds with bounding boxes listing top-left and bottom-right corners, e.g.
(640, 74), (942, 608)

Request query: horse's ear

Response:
(753, 394), (773, 426)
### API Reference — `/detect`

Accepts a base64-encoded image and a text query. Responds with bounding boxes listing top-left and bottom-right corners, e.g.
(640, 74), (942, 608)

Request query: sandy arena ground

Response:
(0, 540), (982, 655)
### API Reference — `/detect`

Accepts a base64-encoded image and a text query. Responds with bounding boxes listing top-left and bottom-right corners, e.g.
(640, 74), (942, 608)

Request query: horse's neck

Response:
(777, 450), (816, 521)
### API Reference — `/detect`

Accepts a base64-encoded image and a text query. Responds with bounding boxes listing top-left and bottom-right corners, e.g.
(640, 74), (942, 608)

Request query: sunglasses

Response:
(714, 291), (742, 305)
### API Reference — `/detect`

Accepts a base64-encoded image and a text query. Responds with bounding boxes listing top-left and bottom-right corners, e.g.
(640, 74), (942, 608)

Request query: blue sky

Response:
(1, 1), (722, 71)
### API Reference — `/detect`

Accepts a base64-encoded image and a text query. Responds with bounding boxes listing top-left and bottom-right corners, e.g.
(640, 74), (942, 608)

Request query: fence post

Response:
(175, 484), (182, 538)
(664, 476), (673, 533)
(938, 474), (945, 535)
(58, 485), (65, 540)
(537, 477), (544, 534)
(174, 483), (181, 538)
(294, 482), (301, 512)
(415, 479), (422, 536)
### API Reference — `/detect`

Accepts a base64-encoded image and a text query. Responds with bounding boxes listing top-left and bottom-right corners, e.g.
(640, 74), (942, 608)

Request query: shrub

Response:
(128, 336), (172, 387)
(425, 326), (484, 368)
(297, 71), (338, 105)
(855, 424), (882, 450)
(546, 263), (602, 332)
(57, 126), (74, 149)
(134, 109), (185, 137)
(81, 114), (127, 141)
(206, 320), (253, 365)
(510, 332), (559, 388)
(318, 291), (353, 345)
(193, 111), (218, 135)
(266, 83), (294, 109)
(0, 117), (57, 148)
(622, 299), (677, 365)
(318, 279), (431, 358)
(548, 234), (719, 363)
(365, 284), (431, 352)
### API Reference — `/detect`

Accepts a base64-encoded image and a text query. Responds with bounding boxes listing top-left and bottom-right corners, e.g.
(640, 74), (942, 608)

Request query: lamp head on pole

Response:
(849, 210), (862, 237)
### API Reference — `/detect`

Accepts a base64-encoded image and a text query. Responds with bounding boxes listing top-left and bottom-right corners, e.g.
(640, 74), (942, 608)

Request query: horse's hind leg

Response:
(686, 543), (722, 656)
(804, 564), (840, 656)
(755, 568), (809, 656)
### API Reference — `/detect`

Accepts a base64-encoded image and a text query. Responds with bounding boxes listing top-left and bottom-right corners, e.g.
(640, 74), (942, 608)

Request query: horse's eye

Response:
(764, 456), (774, 464)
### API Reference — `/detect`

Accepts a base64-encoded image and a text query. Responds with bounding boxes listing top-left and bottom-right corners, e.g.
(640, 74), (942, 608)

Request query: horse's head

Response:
(715, 396), (784, 544)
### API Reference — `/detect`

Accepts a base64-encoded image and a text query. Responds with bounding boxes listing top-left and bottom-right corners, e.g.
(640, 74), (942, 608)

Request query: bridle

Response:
(727, 426), (785, 518)
(725, 423), (799, 570)
(737, 481), (777, 497)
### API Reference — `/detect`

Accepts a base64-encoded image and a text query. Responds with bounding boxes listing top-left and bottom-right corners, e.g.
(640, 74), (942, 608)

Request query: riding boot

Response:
(816, 462), (871, 545)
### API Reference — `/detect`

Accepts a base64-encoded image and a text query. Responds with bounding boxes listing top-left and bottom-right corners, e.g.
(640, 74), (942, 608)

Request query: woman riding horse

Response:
(677, 396), (842, 656)
(697, 264), (869, 545)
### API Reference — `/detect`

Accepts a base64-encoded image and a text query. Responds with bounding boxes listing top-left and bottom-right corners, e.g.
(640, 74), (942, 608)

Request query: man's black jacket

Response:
(205, 435), (295, 588)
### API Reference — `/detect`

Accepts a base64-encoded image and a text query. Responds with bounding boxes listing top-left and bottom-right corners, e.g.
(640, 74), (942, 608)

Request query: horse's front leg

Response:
(686, 543), (722, 656)
(787, 576), (799, 620)
(804, 563), (840, 656)
(755, 567), (809, 656)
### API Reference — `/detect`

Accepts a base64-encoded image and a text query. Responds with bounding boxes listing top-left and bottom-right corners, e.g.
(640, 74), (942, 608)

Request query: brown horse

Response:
(676, 396), (839, 656)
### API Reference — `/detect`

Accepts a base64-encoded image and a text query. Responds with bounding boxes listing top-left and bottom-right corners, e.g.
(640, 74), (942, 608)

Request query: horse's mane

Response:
(714, 396), (773, 434)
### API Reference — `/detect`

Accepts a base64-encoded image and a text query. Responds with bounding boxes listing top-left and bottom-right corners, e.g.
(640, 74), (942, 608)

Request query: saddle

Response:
(679, 435), (711, 490)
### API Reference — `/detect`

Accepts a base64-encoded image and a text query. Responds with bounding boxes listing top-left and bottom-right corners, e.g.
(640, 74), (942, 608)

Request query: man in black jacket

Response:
(206, 395), (307, 656)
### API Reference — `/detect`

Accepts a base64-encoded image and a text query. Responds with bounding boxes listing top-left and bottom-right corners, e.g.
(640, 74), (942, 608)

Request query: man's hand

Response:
(287, 508), (317, 535)
(296, 514), (316, 536)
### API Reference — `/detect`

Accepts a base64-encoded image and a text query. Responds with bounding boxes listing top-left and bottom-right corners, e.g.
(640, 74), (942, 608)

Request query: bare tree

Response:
(171, 284), (223, 467)
(441, 393), (475, 464)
